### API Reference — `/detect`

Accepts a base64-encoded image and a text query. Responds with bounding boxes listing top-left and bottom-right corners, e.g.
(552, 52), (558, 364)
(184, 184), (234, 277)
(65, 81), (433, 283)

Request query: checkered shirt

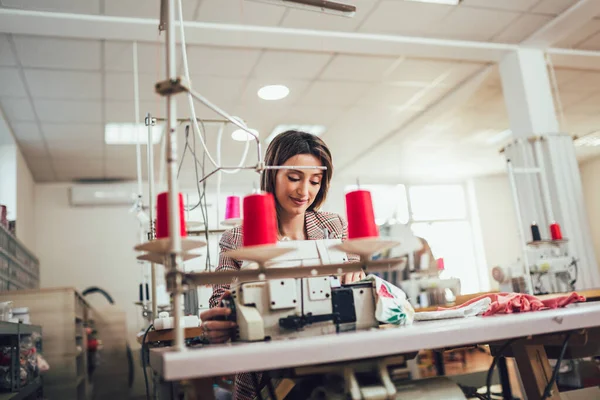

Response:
(209, 211), (358, 400)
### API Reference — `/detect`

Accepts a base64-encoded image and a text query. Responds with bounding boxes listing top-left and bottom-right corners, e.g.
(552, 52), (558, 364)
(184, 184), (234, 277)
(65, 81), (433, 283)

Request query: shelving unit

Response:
(0, 288), (92, 400)
(0, 225), (39, 291)
(0, 322), (42, 400)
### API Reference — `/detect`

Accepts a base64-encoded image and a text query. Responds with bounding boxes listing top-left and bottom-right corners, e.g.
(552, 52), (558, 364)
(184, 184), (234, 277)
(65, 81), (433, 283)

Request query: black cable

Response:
(569, 258), (578, 290)
(142, 324), (154, 400)
(265, 372), (277, 400)
(251, 373), (264, 400)
(486, 339), (518, 399)
(82, 287), (135, 388)
(542, 333), (571, 400)
(81, 287), (115, 304)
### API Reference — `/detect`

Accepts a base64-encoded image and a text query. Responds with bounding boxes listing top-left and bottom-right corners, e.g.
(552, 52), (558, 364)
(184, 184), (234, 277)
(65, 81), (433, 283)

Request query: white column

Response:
(499, 49), (559, 137)
(499, 49), (600, 290)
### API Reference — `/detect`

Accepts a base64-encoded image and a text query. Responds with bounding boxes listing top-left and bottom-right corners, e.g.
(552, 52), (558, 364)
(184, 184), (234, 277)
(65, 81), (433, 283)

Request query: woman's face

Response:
(275, 154), (324, 217)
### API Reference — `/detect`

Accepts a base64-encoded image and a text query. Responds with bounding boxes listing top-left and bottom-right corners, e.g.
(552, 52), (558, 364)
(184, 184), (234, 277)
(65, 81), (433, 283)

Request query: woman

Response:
(201, 130), (363, 400)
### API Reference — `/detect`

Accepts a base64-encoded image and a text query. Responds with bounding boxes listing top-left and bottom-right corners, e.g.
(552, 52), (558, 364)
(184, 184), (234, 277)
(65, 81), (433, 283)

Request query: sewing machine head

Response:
(220, 239), (380, 341)
(221, 278), (378, 341)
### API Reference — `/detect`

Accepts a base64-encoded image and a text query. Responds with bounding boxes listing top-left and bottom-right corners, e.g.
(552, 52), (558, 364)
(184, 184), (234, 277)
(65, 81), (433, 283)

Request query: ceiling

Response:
(1, 0), (600, 187)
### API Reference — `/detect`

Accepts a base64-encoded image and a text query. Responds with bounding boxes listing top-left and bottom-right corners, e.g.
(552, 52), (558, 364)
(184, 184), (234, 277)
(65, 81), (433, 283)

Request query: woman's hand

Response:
(199, 291), (237, 344)
(342, 270), (366, 284)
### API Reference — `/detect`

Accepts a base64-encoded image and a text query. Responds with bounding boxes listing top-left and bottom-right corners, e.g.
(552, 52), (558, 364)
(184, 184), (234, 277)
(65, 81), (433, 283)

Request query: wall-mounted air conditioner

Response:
(69, 183), (138, 207)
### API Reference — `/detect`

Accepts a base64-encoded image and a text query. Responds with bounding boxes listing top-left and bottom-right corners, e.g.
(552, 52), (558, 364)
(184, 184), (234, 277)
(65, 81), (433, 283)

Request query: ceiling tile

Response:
(42, 123), (104, 142)
(25, 158), (56, 181)
(530, 0), (578, 15)
(12, 36), (101, 71)
(189, 76), (247, 105)
(358, 1), (453, 35)
(0, 99), (36, 122)
(48, 142), (104, 159)
(320, 55), (398, 83)
(24, 69), (102, 100)
(433, 7), (520, 41)
(356, 84), (422, 107)
(105, 72), (161, 101)
(197, 0), (286, 26)
(10, 122), (43, 142)
(276, 105), (348, 128)
(17, 140), (49, 159)
(104, 41), (165, 74)
(53, 157), (104, 180)
(296, 81), (371, 107)
(492, 14), (553, 43)
(552, 68), (586, 87)
(576, 32), (600, 51)
(1, 0), (100, 14)
(34, 100), (102, 123)
(253, 50), (332, 80)
(104, 146), (138, 161)
(0, 35), (17, 67)
(103, 0), (198, 19)
(280, 0), (378, 31)
(461, 0), (539, 11)
(104, 157), (140, 179)
(385, 59), (478, 85)
(559, 71), (600, 94)
(553, 19), (600, 48)
(0, 68), (27, 97)
(185, 46), (261, 78)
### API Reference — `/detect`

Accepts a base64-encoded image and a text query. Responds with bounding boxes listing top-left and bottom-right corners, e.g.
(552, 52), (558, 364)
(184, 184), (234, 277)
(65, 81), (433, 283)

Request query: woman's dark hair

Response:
(261, 130), (333, 213)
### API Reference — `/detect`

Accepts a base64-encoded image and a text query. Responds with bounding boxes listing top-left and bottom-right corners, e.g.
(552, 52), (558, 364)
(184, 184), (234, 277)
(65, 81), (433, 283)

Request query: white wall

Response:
(15, 149), (35, 251)
(580, 157), (600, 269)
(35, 184), (143, 339)
(0, 145), (17, 221)
(470, 174), (521, 289)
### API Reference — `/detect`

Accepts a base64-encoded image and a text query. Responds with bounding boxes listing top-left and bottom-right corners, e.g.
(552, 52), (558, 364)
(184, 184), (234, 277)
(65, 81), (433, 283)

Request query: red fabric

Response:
(438, 292), (585, 316)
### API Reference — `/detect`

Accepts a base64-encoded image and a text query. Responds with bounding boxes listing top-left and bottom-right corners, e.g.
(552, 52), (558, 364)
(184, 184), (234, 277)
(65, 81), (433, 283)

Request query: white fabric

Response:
(414, 297), (491, 321)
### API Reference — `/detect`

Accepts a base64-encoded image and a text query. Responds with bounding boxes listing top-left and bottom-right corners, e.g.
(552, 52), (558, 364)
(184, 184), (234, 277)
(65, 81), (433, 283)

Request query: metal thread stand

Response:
(504, 135), (576, 294)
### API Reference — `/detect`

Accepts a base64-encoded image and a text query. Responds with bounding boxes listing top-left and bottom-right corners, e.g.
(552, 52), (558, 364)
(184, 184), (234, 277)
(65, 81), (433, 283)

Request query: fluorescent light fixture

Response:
(258, 84), (290, 101)
(404, 0), (461, 5)
(267, 124), (327, 144)
(105, 123), (163, 145)
(232, 128), (259, 142)
(574, 132), (600, 147)
(247, 0), (356, 17)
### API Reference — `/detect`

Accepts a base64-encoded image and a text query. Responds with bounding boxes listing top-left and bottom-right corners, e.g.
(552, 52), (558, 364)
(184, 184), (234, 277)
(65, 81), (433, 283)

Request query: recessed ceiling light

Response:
(267, 124), (327, 144)
(105, 123), (163, 145)
(258, 85), (290, 101)
(232, 128), (259, 142)
(404, 0), (461, 4)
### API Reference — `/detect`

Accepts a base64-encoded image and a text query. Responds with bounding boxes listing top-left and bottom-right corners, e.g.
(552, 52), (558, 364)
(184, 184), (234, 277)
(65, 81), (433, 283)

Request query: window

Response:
(345, 183), (483, 294)
(344, 184), (409, 225)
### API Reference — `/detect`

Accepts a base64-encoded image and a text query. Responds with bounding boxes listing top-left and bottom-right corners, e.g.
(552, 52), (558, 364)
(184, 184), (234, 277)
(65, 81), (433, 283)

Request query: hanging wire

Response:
(546, 53), (568, 132)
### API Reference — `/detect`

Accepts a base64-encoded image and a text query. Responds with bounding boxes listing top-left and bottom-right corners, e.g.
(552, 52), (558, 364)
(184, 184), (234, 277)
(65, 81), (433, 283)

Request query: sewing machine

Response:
(400, 276), (461, 308)
(220, 239), (379, 341)
(492, 247), (578, 295)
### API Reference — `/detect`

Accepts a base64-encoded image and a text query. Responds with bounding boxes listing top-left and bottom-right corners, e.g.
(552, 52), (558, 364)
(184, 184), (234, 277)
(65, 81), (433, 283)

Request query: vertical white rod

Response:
(165, 0), (184, 351)
(216, 123), (225, 230)
(533, 138), (556, 224)
(133, 41), (143, 198)
(507, 159), (533, 295)
(147, 113), (157, 319)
